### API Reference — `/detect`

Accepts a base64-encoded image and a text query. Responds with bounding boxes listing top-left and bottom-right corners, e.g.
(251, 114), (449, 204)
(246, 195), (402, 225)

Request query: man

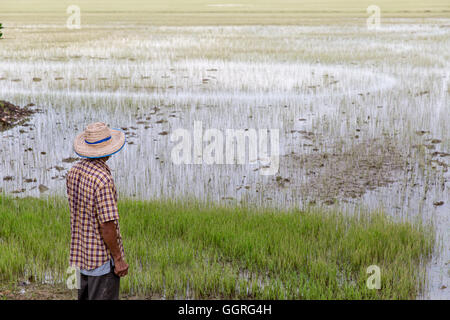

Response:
(66, 122), (129, 300)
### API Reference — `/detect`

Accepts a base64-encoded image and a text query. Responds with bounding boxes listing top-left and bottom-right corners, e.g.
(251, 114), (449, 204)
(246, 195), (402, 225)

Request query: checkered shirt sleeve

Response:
(95, 182), (120, 224)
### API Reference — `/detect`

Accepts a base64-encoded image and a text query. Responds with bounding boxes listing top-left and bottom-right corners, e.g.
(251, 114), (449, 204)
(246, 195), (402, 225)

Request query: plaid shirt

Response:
(66, 158), (124, 270)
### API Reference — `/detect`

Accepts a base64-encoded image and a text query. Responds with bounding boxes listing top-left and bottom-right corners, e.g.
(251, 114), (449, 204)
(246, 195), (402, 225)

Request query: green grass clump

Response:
(0, 196), (434, 299)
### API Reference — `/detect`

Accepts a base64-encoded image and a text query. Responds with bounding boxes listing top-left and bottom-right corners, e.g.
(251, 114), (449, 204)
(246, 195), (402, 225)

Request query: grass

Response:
(0, 0), (449, 27)
(2, 0), (449, 15)
(0, 195), (434, 299)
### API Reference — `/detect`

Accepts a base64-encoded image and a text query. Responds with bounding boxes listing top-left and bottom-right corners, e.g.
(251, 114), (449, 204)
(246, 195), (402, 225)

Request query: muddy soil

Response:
(0, 281), (162, 300)
(0, 100), (37, 132)
(278, 138), (408, 205)
(0, 281), (76, 300)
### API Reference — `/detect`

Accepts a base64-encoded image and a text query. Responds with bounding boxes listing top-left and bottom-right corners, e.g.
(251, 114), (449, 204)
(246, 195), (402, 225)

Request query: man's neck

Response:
(98, 156), (110, 162)
(93, 157), (111, 174)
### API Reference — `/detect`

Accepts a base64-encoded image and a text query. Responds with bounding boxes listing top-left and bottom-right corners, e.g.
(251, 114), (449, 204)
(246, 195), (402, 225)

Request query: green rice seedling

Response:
(0, 196), (434, 299)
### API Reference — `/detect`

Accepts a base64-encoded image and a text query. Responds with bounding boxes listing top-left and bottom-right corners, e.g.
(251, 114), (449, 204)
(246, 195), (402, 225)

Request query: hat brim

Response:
(73, 128), (126, 159)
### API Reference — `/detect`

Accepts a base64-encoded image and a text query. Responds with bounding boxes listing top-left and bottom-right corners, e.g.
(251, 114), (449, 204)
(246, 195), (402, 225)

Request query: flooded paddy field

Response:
(0, 2), (449, 299)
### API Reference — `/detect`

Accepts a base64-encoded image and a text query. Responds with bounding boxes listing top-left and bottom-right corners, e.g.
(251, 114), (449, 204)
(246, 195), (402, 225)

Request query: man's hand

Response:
(113, 256), (129, 277)
(99, 220), (129, 277)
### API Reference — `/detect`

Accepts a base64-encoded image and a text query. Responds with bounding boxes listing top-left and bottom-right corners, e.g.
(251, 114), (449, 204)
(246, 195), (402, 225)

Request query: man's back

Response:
(68, 122), (128, 300)
(66, 158), (124, 270)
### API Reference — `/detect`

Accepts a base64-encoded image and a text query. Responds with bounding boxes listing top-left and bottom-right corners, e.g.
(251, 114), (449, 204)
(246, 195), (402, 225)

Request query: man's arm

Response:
(99, 221), (129, 277)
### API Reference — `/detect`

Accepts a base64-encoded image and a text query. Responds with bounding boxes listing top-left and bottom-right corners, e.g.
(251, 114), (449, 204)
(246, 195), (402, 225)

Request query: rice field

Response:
(0, 0), (449, 299)
(0, 196), (435, 299)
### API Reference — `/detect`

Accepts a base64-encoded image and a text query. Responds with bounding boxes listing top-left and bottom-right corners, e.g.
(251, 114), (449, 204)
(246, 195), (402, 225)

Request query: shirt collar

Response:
(91, 158), (111, 175)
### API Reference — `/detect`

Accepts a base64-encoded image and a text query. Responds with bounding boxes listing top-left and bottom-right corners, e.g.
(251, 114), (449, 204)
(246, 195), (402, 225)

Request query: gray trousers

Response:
(78, 269), (120, 300)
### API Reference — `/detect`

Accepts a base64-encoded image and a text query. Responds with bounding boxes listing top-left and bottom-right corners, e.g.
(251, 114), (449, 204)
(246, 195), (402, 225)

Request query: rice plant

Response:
(0, 196), (435, 299)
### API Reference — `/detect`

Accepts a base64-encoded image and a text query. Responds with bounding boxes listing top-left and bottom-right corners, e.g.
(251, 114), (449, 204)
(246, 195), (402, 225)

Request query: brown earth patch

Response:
(0, 281), (161, 300)
(0, 282), (75, 300)
(0, 100), (37, 132)
(279, 138), (406, 204)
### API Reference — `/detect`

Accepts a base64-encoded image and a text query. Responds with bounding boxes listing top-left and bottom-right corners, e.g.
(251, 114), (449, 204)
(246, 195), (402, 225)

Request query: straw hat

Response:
(74, 122), (126, 158)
